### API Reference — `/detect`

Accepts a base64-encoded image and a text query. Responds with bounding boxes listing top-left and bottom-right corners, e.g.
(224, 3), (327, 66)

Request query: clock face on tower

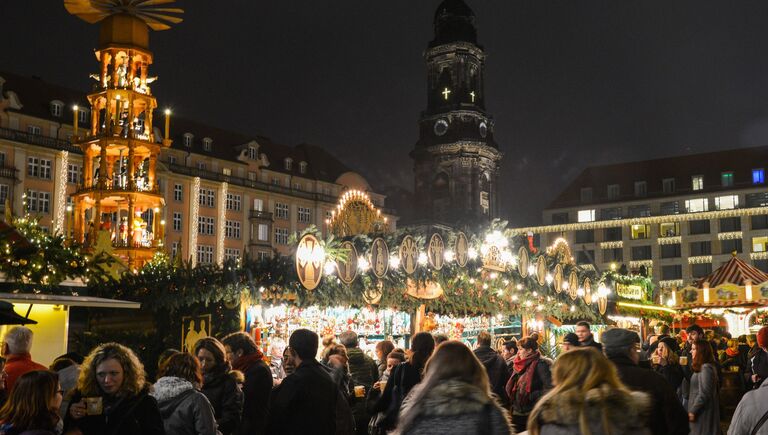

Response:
(434, 119), (449, 136)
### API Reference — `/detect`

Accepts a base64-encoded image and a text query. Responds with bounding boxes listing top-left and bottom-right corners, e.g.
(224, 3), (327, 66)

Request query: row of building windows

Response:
(575, 252), (767, 278)
(580, 170), (766, 203)
(578, 238), (765, 265)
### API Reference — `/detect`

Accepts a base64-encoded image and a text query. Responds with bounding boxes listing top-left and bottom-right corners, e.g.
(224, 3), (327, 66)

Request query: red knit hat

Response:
(758, 326), (768, 348)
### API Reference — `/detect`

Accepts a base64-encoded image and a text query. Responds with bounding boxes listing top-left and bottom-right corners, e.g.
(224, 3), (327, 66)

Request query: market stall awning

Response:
(0, 293), (140, 309)
(675, 254), (768, 309)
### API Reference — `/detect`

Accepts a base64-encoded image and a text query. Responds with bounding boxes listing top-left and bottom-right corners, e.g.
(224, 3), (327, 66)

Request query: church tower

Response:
(65, 0), (182, 269)
(411, 0), (502, 230)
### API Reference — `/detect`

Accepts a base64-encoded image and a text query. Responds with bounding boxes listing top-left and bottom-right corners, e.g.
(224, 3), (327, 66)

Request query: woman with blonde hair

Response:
(63, 343), (163, 435)
(651, 337), (684, 394)
(527, 348), (651, 435)
(394, 341), (512, 435)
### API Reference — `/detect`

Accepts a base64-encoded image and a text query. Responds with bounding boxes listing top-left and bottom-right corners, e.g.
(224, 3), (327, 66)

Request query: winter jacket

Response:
(393, 379), (512, 435)
(608, 354), (689, 435)
(63, 386), (165, 435)
(4, 353), (46, 392)
(728, 379), (768, 435)
(346, 347), (379, 432)
(652, 361), (684, 392)
(267, 359), (338, 435)
(200, 371), (243, 435)
(507, 356), (552, 417)
(530, 385), (651, 435)
(750, 348), (768, 387)
(688, 363), (720, 435)
(473, 346), (511, 406)
(320, 363), (355, 435)
(372, 361), (424, 430)
(151, 376), (219, 435)
(579, 336), (603, 352)
(234, 356), (272, 435)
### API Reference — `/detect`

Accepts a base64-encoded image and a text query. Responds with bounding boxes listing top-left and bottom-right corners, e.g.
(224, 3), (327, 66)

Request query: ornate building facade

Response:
(411, 0), (502, 230)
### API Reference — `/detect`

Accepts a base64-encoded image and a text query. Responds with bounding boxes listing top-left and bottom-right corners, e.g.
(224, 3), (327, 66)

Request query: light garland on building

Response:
(509, 207), (768, 235)
(617, 301), (678, 314)
(657, 236), (682, 246)
(658, 279), (684, 288)
(751, 252), (768, 260)
(688, 255), (713, 264)
(599, 240), (623, 249)
(629, 260), (653, 269)
(53, 151), (69, 235)
(718, 231), (743, 241)
(189, 177), (200, 267)
(216, 182), (227, 264)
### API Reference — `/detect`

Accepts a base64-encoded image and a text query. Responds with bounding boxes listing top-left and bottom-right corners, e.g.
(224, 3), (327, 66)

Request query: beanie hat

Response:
(601, 328), (640, 350)
(758, 326), (768, 349)
(560, 333), (580, 347)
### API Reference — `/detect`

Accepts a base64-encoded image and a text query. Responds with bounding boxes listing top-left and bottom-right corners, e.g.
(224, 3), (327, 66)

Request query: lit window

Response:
(258, 224), (269, 241)
(662, 178), (675, 194)
(721, 172), (734, 187)
(222, 168), (231, 176)
(715, 195), (739, 210)
(183, 133), (193, 147)
(577, 209), (595, 222)
(685, 198), (709, 213)
(753, 169), (765, 184)
(630, 224), (650, 240)
(248, 146), (258, 160)
(692, 175), (704, 191)
(607, 184), (620, 200)
(284, 158), (292, 171)
(753, 236), (768, 252)
(634, 181), (647, 197)
(659, 222), (680, 237)
(50, 101), (63, 117)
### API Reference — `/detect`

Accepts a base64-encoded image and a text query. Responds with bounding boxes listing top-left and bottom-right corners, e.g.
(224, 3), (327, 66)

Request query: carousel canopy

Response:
(696, 254), (768, 289)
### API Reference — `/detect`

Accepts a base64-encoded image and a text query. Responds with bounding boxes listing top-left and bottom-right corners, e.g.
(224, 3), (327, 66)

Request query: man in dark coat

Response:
(268, 329), (338, 435)
(222, 332), (272, 435)
(602, 328), (690, 435)
(575, 321), (603, 351)
(340, 330), (378, 435)
(473, 331), (510, 406)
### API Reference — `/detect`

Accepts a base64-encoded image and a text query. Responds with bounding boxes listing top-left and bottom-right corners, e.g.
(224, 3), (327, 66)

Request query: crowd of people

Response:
(0, 321), (766, 434)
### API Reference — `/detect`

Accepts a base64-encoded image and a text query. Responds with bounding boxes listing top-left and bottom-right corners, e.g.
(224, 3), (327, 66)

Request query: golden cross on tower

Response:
(470, 91), (476, 102)
(442, 87), (451, 100)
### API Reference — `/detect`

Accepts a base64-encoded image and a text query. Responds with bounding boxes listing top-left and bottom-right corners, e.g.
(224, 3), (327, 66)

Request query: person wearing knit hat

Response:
(558, 333), (580, 353)
(602, 328), (689, 435)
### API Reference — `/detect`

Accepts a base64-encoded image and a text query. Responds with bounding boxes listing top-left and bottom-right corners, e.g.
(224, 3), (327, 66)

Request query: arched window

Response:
(50, 100), (63, 117)
(203, 137), (213, 152)
(299, 161), (308, 174)
(183, 133), (193, 147)
(284, 158), (293, 171)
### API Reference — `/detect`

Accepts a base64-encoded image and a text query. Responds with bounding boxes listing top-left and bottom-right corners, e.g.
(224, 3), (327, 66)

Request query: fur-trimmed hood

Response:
(533, 385), (650, 432)
(151, 376), (195, 403)
(403, 379), (496, 417)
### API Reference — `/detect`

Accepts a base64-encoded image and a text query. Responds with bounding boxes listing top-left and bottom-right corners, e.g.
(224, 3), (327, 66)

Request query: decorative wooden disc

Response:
(455, 232), (469, 268)
(583, 278), (592, 304)
(337, 241), (358, 285)
(427, 233), (445, 270)
(370, 238), (389, 279)
(518, 247), (530, 278)
(399, 235), (418, 275)
(296, 234), (323, 290)
(363, 280), (383, 305)
(554, 264), (564, 293)
(568, 271), (579, 300)
(598, 296), (608, 315)
(536, 256), (547, 286)
(405, 279), (444, 299)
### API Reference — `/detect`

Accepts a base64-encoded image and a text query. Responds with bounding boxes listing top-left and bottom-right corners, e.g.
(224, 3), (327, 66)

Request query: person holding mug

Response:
(63, 343), (163, 435)
(651, 337), (684, 394)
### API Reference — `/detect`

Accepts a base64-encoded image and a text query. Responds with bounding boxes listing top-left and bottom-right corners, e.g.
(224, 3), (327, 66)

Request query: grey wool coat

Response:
(688, 363), (720, 435)
(530, 385), (652, 435)
(393, 379), (513, 435)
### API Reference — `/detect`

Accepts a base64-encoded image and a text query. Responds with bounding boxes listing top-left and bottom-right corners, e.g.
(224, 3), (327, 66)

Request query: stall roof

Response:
(0, 293), (140, 309)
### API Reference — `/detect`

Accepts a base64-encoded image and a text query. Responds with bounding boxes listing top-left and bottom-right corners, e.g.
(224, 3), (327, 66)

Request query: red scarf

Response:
(507, 351), (540, 409)
(725, 347), (740, 357)
(232, 350), (264, 372)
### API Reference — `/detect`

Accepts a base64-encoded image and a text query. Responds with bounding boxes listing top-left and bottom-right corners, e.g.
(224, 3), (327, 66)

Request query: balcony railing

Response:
(0, 127), (80, 153)
(249, 210), (273, 220)
(0, 166), (18, 180)
(249, 238), (273, 248)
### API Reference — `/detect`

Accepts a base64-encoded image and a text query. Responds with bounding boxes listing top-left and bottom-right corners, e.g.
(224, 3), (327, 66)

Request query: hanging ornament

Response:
(554, 264), (564, 293)
(518, 247), (530, 278)
(399, 235), (418, 275)
(295, 234), (324, 291)
(455, 232), (469, 268)
(427, 233), (445, 270)
(598, 296), (608, 315)
(536, 256), (547, 286)
(370, 238), (389, 279)
(568, 271), (579, 300)
(336, 241), (358, 285)
(583, 278), (592, 304)
(363, 280), (383, 305)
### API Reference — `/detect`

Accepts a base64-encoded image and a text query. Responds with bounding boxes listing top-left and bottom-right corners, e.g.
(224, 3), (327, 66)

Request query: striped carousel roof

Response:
(697, 255), (768, 288)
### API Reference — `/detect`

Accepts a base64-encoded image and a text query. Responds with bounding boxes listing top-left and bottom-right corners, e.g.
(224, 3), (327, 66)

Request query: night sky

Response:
(4, 1), (768, 226)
